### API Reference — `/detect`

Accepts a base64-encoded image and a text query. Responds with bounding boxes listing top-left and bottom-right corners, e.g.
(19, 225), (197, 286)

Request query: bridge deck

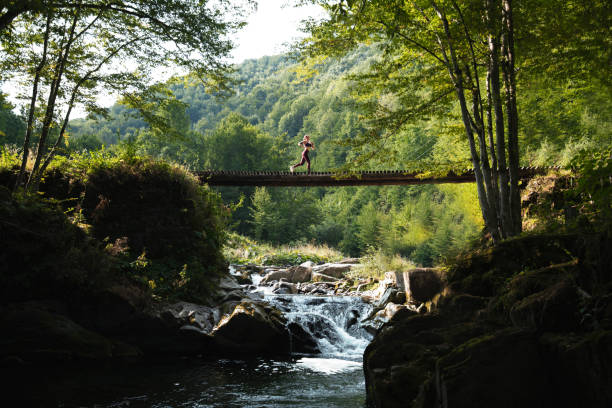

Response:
(196, 167), (555, 187)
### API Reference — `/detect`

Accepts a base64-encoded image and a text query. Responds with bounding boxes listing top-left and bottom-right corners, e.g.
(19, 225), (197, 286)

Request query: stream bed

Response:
(18, 293), (375, 407)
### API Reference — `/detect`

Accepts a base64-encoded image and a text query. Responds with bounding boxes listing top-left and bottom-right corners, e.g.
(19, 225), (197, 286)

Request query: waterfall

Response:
(265, 294), (374, 369)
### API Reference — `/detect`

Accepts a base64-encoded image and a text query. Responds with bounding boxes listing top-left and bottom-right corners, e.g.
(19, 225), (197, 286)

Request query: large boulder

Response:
(539, 330), (612, 407)
(364, 230), (612, 408)
(260, 266), (312, 285)
(287, 265), (312, 283)
(211, 301), (291, 354)
(420, 329), (553, 408)
(259, 269), (292, 285)
(109, 301), (217, 355)
(510, 279), (580, 331)
(312, 263), (353, 279)
(403, 268), (443, 302)
(0, 303), (140, 364)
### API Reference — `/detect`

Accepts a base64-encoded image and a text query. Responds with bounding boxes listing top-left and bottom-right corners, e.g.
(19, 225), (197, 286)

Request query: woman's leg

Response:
(305, 154), (311, 174)
(293, 156), (306, 168)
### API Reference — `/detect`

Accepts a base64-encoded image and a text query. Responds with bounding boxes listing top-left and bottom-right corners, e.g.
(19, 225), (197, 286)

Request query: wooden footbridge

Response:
(196, 167), (556, 187)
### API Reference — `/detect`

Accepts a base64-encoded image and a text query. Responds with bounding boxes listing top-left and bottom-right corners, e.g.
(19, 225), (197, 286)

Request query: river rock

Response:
(260, 265), (312, 285)
(375, 287), (406, 308)
(260, 269), (291, 285)
(287, 265), (312, 282)
(287, 322), (320, 354)
(218, 275), (243, 291)
(234, 269), (254, 285)
(384, 271), (407, 290)
(364, 231), (612, 408)
(0, 303), (141, 364)
(311, 271), (338, 283)
(272, 281), (298, 295)
(403, 268), (443, 302)
(312, 263), (352, 278)
(114, 301), (217, 355)
(211, 301), (290, 354)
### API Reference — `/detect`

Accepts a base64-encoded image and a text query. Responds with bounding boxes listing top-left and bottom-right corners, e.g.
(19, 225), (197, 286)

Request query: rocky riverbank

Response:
(362, 230), (612, 408)
(1, 257), (409, 366)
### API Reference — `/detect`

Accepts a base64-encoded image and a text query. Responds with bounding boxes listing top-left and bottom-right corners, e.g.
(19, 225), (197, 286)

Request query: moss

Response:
(446, 233), (579, 297)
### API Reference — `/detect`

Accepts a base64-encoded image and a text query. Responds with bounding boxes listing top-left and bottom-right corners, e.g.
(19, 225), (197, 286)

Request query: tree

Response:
(0, 0), (254, 190)
(0, 94), (26, 145)
(296, 0), (610, 241)
(295, 0), (523, 240)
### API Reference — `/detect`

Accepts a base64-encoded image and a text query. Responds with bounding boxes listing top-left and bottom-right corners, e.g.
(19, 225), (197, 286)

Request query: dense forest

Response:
(2, 38), (610, 264)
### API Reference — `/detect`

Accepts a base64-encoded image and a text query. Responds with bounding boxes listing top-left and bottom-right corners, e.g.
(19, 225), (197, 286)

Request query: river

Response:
(17, 292), (375, 407)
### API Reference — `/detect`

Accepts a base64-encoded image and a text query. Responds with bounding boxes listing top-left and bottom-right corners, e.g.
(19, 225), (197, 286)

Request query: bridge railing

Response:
(195, 167), (559, 187)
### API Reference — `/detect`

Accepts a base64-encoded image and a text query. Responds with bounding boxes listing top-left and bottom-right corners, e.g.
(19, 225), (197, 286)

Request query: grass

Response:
(224, 232), (345, 266)
(348, 246), (416, 280)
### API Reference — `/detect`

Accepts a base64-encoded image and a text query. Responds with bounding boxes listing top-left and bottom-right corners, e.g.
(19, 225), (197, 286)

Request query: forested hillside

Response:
(2, 44), (609, 264)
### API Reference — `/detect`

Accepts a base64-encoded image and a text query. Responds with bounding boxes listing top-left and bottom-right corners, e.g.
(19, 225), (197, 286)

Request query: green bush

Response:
(78, 154), (229, 303)
(568, 147), (611, 222)
(1, 148), (230, 304)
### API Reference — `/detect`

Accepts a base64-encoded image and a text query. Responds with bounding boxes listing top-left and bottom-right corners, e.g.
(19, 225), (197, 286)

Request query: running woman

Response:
(290, 134), (315, 175)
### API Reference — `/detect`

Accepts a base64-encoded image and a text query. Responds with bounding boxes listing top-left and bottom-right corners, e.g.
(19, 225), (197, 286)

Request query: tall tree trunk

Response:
(431, 2), (497, 240)
(486, 9), (511, 238)
(501, 0), (521, 235)
(485, 71), (500, 229)
(465, 64), (500, 241)
(15, 11), (52, 190)
(26, 11), (79, 191)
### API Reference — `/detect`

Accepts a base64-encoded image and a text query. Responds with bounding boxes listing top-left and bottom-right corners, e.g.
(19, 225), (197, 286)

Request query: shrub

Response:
(79, 155), (229, 303)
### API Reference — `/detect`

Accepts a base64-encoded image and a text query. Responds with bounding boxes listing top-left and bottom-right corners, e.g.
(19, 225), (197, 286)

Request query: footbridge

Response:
(196, 167), (556, 187)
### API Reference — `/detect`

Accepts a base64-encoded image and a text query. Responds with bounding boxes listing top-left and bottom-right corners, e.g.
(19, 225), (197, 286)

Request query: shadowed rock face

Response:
(364, 232), (612, 408)
(403, 268), (443, 303)
(0, 302), (141, 363)
(0, 273), (322, 364)
(212, 301), (290, 354)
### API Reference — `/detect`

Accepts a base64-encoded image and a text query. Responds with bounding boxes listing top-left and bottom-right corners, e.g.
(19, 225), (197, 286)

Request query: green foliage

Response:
(0, 94), (26, 146)
(568, 147), (612, 221)
(224, 232), (343, 266)
(350, 246), (415, 280)
(1, 149), (230, 304)
(249, 187), (321, 244)
(77, 154), (229, 303)
(43, 23), (609, 268)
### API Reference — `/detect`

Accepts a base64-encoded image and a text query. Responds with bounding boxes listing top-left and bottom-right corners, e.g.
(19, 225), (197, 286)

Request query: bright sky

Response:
(231, 0), (325, 64)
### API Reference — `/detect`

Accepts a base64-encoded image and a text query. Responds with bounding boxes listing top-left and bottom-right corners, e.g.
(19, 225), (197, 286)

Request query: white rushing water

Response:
(264, 293), (375, 373)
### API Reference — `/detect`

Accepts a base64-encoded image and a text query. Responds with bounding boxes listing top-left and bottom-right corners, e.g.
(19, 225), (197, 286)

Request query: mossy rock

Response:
(421, 328), (551, 408)
(446, 233), (578, 297)
(0, 304), (140, 364)
(363, 312), (490, 408)
(539, 330), (612, 407)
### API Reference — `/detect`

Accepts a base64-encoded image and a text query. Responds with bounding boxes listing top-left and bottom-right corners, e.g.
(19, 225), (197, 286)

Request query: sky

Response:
(231, 0), (325, 64)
